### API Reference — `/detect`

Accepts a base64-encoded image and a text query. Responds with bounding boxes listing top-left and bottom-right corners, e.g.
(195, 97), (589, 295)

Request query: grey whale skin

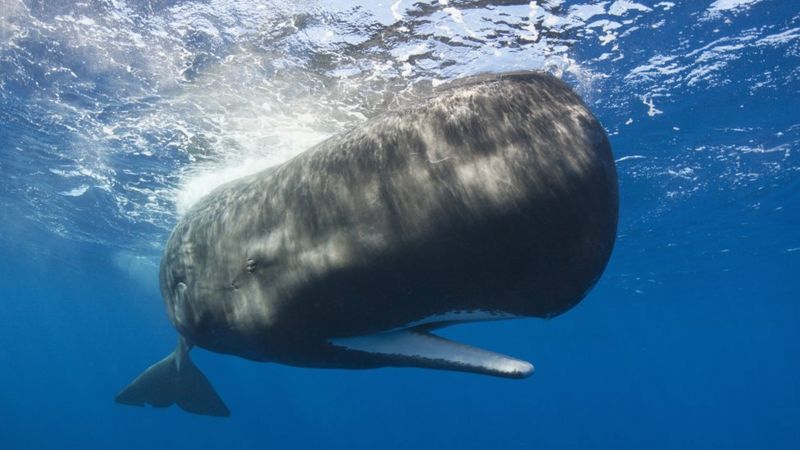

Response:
(116, 71), (618, 416)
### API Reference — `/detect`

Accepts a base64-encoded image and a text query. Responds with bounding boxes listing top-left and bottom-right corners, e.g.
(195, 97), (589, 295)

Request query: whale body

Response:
(116, 71), (618, 416)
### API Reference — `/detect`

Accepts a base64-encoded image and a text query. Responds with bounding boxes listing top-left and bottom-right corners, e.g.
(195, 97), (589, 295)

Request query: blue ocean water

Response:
(1, 1), (799, 449)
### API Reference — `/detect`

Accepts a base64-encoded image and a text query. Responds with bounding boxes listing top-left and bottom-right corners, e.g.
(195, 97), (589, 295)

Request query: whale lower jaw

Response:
(328, 328), (534, 379)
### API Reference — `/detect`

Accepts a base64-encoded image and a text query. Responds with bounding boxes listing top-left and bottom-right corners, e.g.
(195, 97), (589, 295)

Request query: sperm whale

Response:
(116, 71), (618, 416)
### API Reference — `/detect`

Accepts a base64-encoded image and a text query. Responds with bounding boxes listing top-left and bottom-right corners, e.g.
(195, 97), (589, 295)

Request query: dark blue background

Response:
(2, 0), (799, 449)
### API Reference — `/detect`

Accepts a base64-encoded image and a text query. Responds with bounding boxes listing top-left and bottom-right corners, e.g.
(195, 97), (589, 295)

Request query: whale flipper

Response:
(116, 338), (230, 417)
(330, 329), (534, 378)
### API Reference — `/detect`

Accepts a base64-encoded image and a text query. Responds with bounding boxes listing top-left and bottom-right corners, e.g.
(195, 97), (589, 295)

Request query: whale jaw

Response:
(329, 328), (534, 379)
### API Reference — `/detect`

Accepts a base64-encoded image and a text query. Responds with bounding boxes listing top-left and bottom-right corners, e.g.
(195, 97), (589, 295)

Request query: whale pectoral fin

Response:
(329, 330), (534, 379)
(115, 338), (230, 417)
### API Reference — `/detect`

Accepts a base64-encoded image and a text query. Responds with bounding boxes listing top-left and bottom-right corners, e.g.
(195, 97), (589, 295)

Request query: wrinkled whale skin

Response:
(160, 71), (618, 367)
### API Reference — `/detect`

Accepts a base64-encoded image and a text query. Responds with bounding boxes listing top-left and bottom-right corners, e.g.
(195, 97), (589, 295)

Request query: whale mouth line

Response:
(397, 309), (521, 330)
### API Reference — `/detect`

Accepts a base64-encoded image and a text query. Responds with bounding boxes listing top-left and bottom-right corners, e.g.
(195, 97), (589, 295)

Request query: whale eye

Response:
(246, 259), (257, 274)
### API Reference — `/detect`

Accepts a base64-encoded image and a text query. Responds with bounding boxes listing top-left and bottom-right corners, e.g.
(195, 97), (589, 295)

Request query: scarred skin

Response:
(160, 71), (618, 370)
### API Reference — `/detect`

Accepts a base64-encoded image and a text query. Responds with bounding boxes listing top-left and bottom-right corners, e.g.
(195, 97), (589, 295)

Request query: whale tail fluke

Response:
(115, 337), (230, 417)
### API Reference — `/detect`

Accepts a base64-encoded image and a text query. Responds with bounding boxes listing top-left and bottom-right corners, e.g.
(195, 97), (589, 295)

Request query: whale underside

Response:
(116, 71), (618, 416)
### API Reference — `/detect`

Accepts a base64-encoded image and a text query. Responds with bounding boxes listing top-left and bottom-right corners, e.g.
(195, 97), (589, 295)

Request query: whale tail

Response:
(115, 337), (230, 417)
